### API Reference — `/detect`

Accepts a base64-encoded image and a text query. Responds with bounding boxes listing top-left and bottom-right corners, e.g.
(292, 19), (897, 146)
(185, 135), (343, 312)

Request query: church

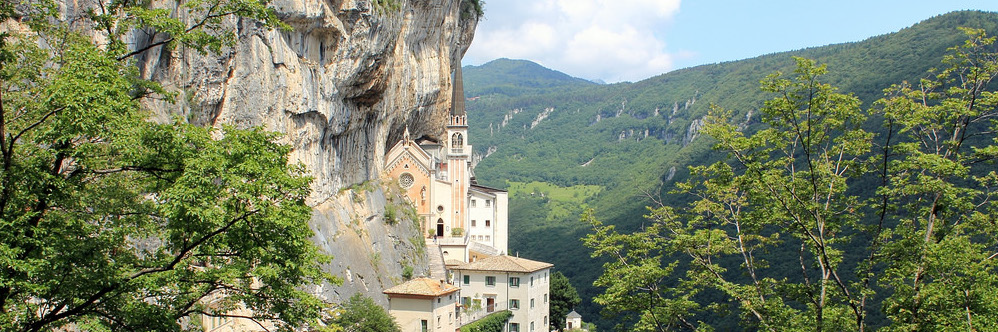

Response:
(382, 66), (508, 263)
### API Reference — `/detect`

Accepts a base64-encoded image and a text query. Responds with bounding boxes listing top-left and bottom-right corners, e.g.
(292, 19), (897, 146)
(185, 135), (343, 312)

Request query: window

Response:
(510, 323), (520, 332)
(485, 235), (490, 241)
(437, 298), (441, 303)
(471, 199), (476, 207)
(544, 316), (548, 326)
(421, 320), (428, 332)
(486, 276), (496, 286)
(485, 200), (491, 207)
(462, 297), (470, 307)
(452, 133), (463, 147)
(471, 220), (476, 227)
(530, 298), (535, 308)
(485, 220), (491, 227)
(449, 312), (453, 323)
(399, 173), (414, 189)
(530, 277), (534, 287)
(463, 275), (470, 285)
(510, 277), (520, 287)
(509, 299), (520, 309)
(530, 322), (535, 331)
(437, 315), (441, 328)
(544, 294), (548, 303)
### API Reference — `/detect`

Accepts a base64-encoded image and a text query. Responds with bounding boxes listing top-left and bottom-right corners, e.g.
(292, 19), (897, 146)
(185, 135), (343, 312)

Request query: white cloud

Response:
(465, 0), (681, 82)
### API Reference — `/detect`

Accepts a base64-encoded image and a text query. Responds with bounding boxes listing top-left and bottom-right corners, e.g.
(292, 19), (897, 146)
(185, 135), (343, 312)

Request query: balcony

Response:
(459, 302), (509, 327)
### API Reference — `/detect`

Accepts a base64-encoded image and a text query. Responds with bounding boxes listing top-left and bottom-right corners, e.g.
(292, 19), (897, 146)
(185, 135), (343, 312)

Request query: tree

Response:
(328, 294), (401, 332)
(549, 271), (581, 331)
(0, 0), (335, 331)
(583, 29), (998, 331)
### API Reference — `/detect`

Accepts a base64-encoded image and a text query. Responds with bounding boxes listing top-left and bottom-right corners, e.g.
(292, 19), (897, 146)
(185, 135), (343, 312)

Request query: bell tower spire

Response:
(445, 63), (470, 234)
(451, 65), (467, 117)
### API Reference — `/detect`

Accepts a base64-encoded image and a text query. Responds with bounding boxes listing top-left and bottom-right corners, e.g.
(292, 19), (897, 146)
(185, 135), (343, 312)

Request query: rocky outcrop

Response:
(309, 184), (429, 305)
(126, 0), (477, 304)
(135, 0), (476, 205)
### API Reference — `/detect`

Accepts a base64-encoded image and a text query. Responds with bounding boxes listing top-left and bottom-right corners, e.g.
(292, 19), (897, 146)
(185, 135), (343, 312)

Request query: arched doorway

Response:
(436, 218), (444, 237)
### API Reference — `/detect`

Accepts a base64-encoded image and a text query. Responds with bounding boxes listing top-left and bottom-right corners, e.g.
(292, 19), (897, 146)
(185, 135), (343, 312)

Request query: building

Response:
(383, 65), (508, 262)
(384, 278), (461, 332)
(451, 255), (553, 332)
(384, 66), (553, 332)
(565, 310), (584, 331)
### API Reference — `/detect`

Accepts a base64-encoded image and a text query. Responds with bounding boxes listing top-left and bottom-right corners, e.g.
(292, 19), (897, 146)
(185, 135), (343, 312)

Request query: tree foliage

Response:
(583, 28), (998, 331)
(459, 310), (512, 332)
(327, 294), (400, 332)
(0, 0), (335, 331)
(549, 271), (582, 331)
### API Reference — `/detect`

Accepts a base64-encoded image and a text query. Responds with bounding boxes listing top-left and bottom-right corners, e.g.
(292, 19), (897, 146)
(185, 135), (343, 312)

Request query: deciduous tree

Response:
(0, 0), (335, 331)
(549, 271), (581, 331)
(328, 294), (401, 332)
(583, 28), (998, 332)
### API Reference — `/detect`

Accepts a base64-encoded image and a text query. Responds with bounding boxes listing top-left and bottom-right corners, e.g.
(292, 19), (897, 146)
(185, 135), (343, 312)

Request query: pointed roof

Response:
(451, 65), (466, 116)
(567, 310), (582, 319)
(383, 277), (459, 297)
(452, 255), (553, 273)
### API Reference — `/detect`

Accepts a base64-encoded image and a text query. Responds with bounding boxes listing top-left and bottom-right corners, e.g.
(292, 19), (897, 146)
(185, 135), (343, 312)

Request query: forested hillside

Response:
(464, 10), (998, 330)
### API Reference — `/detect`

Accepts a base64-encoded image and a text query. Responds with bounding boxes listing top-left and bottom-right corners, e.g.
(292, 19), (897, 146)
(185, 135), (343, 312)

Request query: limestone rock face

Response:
(136, 0), (475, 205)
(123, 0), (476, 303)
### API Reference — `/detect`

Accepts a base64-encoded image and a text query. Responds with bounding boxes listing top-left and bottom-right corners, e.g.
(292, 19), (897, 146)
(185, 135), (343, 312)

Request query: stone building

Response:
(451, 255), (553, 332)
(384, 278), (461, 332)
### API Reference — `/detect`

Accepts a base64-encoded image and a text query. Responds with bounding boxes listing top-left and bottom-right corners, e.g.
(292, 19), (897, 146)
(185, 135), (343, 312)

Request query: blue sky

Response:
(462, 0), (998, 83)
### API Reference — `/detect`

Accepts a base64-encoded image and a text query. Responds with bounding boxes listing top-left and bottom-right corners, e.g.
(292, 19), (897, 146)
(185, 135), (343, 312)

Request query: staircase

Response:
(425, 241), (447, 280)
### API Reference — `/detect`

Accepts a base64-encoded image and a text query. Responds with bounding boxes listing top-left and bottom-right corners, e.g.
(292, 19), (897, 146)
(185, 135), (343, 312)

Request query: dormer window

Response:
(451, 133), (463, 148)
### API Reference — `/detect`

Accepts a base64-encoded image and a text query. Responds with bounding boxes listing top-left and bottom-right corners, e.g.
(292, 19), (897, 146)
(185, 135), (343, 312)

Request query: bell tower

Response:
(446, 65), (470, 234)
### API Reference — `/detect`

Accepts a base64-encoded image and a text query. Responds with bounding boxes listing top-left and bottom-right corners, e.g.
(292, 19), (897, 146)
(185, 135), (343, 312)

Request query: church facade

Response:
(382, 66), (508, 262)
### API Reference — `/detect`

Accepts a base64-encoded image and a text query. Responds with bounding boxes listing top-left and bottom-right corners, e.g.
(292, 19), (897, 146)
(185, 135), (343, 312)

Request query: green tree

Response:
(0, 0), (335, 331)
(549, 271), (582, 331)
(329, 294), (401, 332)
(583, 29), (998, 332)
(875, 27), (998, 332)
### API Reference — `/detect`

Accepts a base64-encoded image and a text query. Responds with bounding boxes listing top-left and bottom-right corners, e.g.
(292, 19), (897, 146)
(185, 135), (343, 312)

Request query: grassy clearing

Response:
(506, 181), (602, 221)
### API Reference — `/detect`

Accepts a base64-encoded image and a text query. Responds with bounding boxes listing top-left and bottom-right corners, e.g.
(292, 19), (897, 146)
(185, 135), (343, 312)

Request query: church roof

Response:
(452, 255), (553, 273)
(567, 310), (582, 319)
(470, 184), (506, 193)
(383, 278), (459, 297)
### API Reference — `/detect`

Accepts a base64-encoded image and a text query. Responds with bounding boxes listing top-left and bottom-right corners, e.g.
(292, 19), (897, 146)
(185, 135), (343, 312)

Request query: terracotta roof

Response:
(445, 259), (465, 266)
(452, 255), (553, 273)
(383, 278), (459, 297)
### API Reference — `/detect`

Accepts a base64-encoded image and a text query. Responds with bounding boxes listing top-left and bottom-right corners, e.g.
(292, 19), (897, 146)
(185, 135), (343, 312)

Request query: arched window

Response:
(451, 133), (463, 147)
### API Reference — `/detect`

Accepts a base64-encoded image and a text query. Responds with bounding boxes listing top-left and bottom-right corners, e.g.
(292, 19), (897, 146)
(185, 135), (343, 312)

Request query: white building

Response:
(384, 278), (460, 332)
(565, 310), (584, 331)
(383, 66), (508, 263)
(452, 255), (553, 332)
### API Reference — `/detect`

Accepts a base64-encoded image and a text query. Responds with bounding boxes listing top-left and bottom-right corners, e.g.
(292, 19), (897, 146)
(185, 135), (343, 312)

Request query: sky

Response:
(462, 0), (998, 83)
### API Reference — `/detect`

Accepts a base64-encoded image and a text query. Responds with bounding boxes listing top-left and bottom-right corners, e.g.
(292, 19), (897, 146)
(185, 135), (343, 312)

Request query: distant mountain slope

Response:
(463, 10), (998, 330)
(462, 58), (596, 97)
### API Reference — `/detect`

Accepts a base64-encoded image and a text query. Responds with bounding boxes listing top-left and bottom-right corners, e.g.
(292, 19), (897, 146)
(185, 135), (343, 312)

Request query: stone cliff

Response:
(127, 0), (477, 304)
